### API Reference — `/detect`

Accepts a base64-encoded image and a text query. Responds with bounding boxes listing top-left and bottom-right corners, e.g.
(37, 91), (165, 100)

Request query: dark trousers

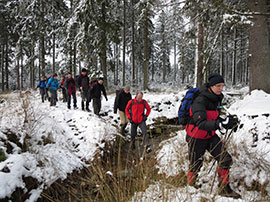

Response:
(186, 134), (232, 174)
(67, 92), (77, 108)
(40, 88), (46, 102)
(50, 89), (57, 106)
(62, 88), (67, 102)
(93, 98), (101, 115)
(131, 121), (149, 148)
(81, 91), (89, 110)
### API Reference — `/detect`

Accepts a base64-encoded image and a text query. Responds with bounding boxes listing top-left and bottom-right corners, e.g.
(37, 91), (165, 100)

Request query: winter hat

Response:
(208, 73), (224, 86)
(81, 68), (87, 72)
(98, 77), (104, 81)
(53, 73), (58, 77)
(124, 86), (130, 92)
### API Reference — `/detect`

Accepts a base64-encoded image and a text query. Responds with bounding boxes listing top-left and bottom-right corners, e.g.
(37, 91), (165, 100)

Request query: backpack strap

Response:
(129, 99), (146, 120)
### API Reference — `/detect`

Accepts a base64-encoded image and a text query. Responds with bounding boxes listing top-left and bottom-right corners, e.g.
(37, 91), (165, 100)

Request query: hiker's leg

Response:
(208, 135), (232, 169)
(139, 121), (149, 147)
(72, 93), (77, 108)
(67, 93), (71, 109)
(93, 98), (99, 115)
(130, 123), (138, 149)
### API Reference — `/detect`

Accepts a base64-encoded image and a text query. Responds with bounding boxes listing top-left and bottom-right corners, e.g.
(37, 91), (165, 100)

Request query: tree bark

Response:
(232, 27), (237, 85)
(248, 0), (270, 93)
(17, 55), (20, 90)
(100, 2), (107, 87)
(122, 0), (126, 86)
(196, 22), (203, 87)
(20, 44), (23, 90)
(5, 41), (8, 90)
(143, 7), (149, 90)
(1, 44), (4, 92)
(131, 0), (135, 86)
(174, 40), (177, 81)
(73, 41), (77, 77)
(53, 33), (56, 73)
(40, 0), (45, 76)
(219, 29), (224, 76)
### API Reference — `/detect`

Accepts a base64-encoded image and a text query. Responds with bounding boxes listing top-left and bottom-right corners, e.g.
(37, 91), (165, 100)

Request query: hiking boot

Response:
(120, 124), (127, 135)
(86, 108), (90, 112)
(67, 106), (71, 109)
(74, 106), (78, 110)
(218, 183), (241, 199)
(146, 145), (152, 153)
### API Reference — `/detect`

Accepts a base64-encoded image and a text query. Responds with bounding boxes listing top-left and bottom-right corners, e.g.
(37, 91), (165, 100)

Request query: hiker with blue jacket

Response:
(185, 73), (240, 199)
(37, 76), (47, 102)
(46, 73), (60, 106)
(114, 86), (132, 135)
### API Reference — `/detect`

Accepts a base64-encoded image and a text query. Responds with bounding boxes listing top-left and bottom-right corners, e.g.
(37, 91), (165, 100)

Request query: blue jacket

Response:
(46, 77), (60, 91)
(38, 80), (46, 88)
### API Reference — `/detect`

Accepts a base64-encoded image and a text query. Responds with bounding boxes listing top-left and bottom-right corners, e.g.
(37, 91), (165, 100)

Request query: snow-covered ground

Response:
(140, 89), (270, 201)
(1, 87), (270, 201)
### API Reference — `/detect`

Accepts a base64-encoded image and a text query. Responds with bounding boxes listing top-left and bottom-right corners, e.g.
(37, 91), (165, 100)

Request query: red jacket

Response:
(186, 107), (219, 139)
(125, 98), (151, 124)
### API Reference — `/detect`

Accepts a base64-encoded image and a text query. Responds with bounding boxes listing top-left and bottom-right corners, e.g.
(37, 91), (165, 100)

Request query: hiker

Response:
(46, 73), (60, 106)
(114, 86), (132, 135)
(185, 73), (240, 199)
(64, 73), (77, 110)
(125, 92), (151, 152)
(89, 77), (108, 115)
(77, 68), (90, 111)
(46, 75), (53, 102)
(60, 75), (67, 102)
(37, 76), (47, 102)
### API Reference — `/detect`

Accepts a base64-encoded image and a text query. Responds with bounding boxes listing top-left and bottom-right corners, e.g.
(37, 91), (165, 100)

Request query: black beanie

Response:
(208, 73), (224, 86)
(81, 68), (87, 72)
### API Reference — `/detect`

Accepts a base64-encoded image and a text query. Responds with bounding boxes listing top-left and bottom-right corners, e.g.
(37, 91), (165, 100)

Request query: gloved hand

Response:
(143, 115), (148, 122)
(217, 115), (238, 130)
(114, 110), (117, 114)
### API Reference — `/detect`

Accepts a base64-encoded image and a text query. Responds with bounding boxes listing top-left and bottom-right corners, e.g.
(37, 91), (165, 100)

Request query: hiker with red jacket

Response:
(64, 73), (78, 110)
(114, 86), (132, 135)
(77, 68), (90, 111)
(186, 73), (240, 199)
(89, 77), (108, 115)
(60, 75), (67, 102)
(125, 92), (151, 152)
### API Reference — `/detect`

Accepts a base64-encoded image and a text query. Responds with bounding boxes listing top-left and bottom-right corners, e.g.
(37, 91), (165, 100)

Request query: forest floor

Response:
(0, 87), (270, 201)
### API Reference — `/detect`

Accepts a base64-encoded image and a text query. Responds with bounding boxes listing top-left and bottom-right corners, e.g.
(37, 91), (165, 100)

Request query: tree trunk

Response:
(248, 0), (270, 93)
(1, 44), (4, 92)
(122, 0), (126, 86)
(17, 56), (20, 90)
(73, 41), (77, 77)
(196, 22), (203, 87)
(143, 8), (149, 90)
(174, 40), (177, 81)
(20, 44), (23, 90)
(131, 0), (135, 86)
(220, 29), (224, 76)
(40, 0), (45, 76)
(5, 41), (8, 90)
(53, 33), (56, 73)
(232, 27), (237, 85)
(100, 3), (107, 87)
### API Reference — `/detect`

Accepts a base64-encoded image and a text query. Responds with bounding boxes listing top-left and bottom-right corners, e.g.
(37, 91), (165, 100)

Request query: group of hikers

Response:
(37, 68), (107, 114)
(37, 71), (241, 199)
